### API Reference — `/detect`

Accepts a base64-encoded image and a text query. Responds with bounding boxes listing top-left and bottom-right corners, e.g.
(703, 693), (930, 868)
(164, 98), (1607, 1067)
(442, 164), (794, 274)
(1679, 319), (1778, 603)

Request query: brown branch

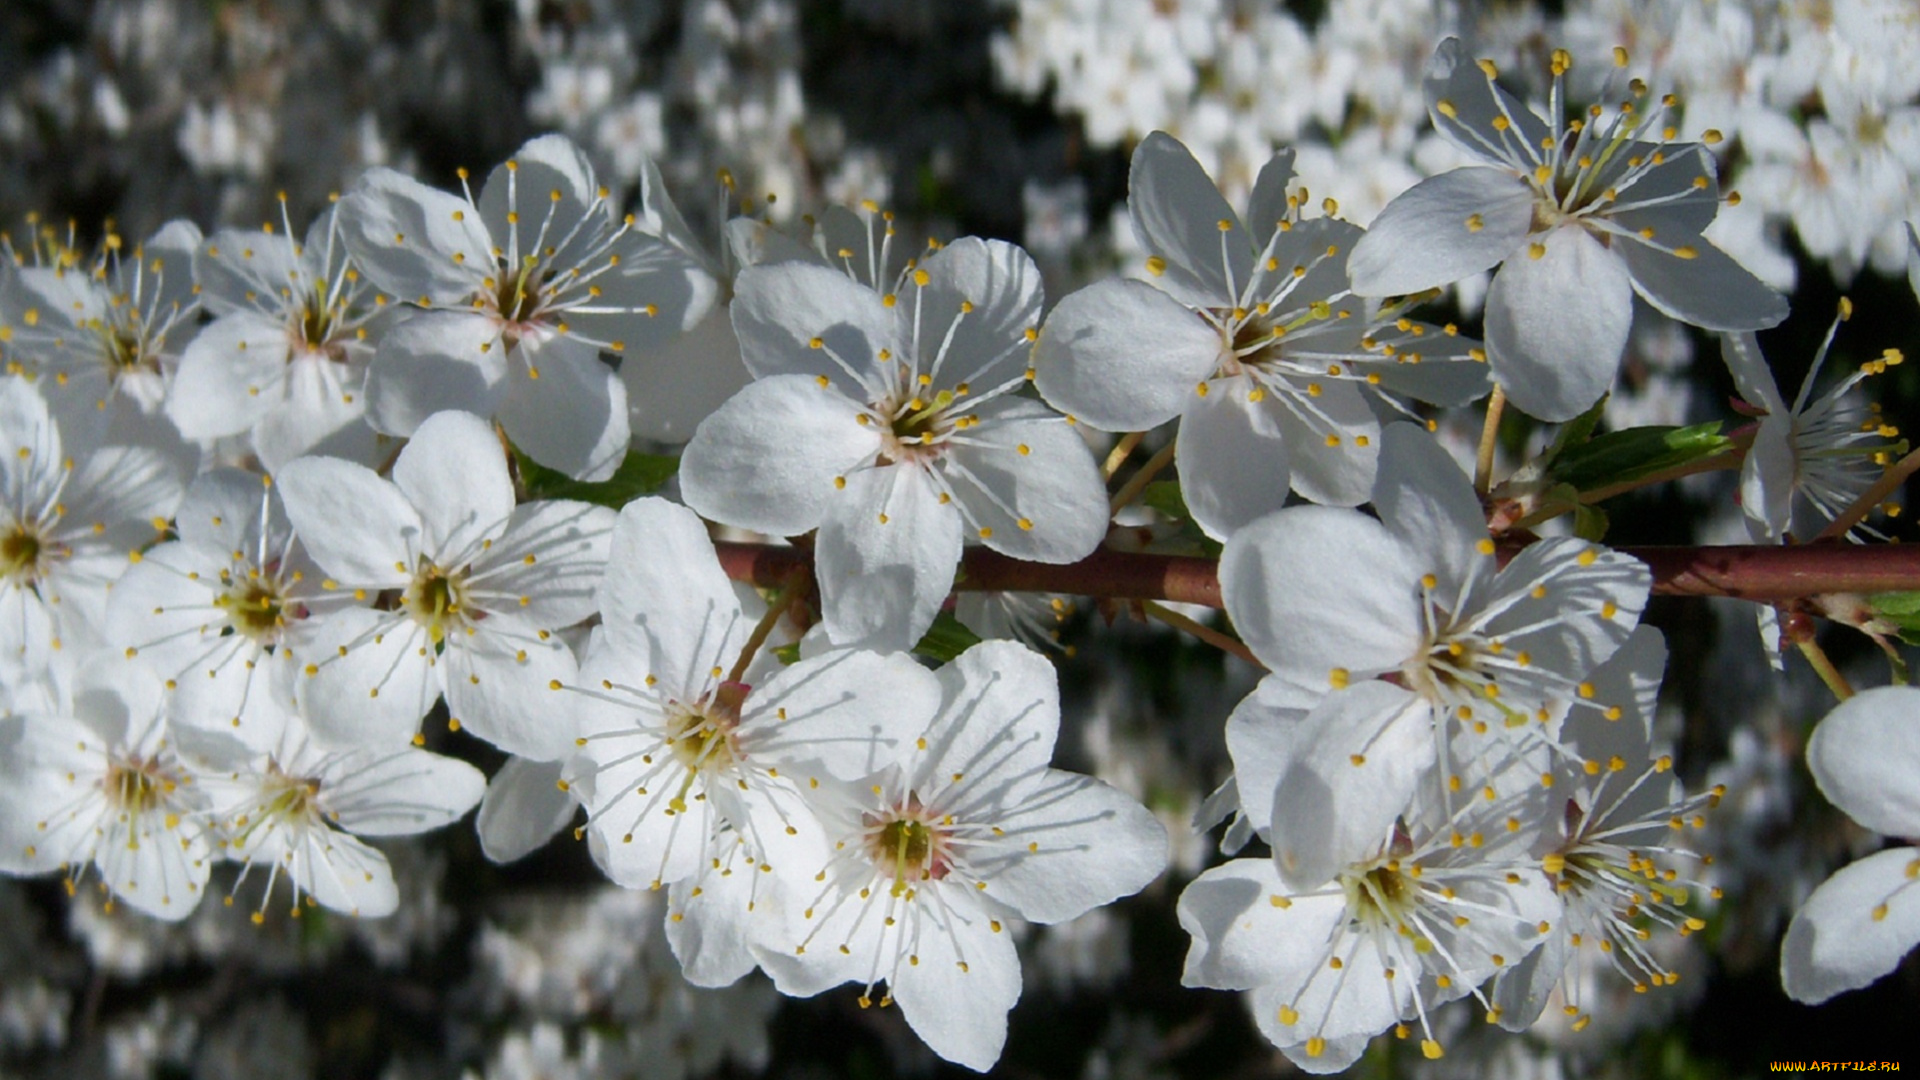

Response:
(713, 540), (1920, 609)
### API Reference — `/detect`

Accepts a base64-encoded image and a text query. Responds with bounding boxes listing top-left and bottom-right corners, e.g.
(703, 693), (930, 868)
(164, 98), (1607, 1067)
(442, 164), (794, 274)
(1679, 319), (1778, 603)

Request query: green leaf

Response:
(911, 611), (982, 665)
(770, 642), (803, 666)
(1571, 501), (1610, 542)
(1538, 394), (1610, 471)
(1870, 591), (1920, 646)
(1550, 421), (1730, 494)
(1141, 480), (1189, 522)
(515, 448), (680, 508)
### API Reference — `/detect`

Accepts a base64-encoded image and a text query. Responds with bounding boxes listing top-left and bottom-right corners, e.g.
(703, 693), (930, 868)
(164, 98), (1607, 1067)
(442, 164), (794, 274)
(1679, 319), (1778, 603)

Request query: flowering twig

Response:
(715, 540), (1920, 608)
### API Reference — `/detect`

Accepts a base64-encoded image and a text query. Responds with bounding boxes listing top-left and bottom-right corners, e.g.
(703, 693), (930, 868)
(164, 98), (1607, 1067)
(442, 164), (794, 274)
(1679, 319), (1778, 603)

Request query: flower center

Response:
(214, 577), (287, 643)
(664, 681), (748, 773)
(862, 796), (953, 894)
(1, 526), (46, 584)
(402, 564), (470, 645)
(104, 756), (174, 814)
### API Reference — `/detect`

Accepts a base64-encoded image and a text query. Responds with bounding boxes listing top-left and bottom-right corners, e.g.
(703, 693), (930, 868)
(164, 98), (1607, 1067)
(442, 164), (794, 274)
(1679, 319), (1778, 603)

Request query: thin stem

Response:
(1110, 439), (1180, 516)
(727, 569), (809, 684)
(1815, 445), (1920, 542)
(1143, 600), (1263, 669)
(1475, 384), (1506, 496)
(1102, 431), (1147, 480)
(1795, 638), (1855, 702)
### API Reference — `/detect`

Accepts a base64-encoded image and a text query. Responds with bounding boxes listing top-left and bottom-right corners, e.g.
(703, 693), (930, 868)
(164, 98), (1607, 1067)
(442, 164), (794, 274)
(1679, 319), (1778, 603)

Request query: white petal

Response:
(1781, 847), (1920, 1004)
(194, 227), (302, 316)
(476, 756), (578, 864)
(621, 302), (752, 443)
(1220, 507), (1422, 682)
(298, 609), (438, 748)
(891, 899), (1023, 1072)
(596, 497), (747, 700)
(1245, 148), (1299, 250)
(1808, 686), (1920, 837)
(444, 621), (581, 760)
(338, 168), (492, 304)
(965, 768), (1166, 924)
(1221, 675), (1319, 835)
(1269, 682), (1429, 891)
(1720, 331), (1789, 414)
(364, 311), (509, 437)
(730, 261), (894, 391)
(275, 458), (418, 587)
(167, 312), (289, 438)
(252, 352), (379, 472)
(1373, 421), (1489, 599)
(324, 743), (486, 835)
(468, 499), (615, 628)
(742, 648), (941, 781)
(815, 465), (961, 652)
(1032, 277), (1222, 431)
(1178, 380), (1291, 542)
(942, 399), (1106, 563)
(1177, 858), (1346, 990)
(392, 410), (514, 564)
(909, 237), (1044, 389)
(1423, 37), (1554, 166)
(1267, 376), (1378, 508)
(922, 640), (1063, 783)
(498, 334), (631, 482)
(1128, 131), (1249, 307)
(1347, 168), (1535, 296)
(680, 375), (881, 537)
(1617, 230), (1791, 333)
(1484, 226), (1632, 422)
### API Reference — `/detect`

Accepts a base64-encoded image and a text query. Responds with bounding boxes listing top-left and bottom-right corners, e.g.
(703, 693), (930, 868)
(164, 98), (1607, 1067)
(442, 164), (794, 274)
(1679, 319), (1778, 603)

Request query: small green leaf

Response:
(1137, 480), (1222, 557)
(770, 642), (803, 666)
(1571, 501), (1610, 542)
(515, 448), (680, 508)
(1539, 394), (1609, 471)
(1551, 422), (1730, 494)
(1870, 591), (1920, 645)
(912, 611), (982, 664)
(1141, 480), (1190, 522)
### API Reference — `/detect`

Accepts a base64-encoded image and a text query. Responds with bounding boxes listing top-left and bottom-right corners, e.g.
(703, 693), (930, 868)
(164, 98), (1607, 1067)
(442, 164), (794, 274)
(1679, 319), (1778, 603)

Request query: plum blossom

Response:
(197, 697), (484, 921)
(759, 641), (1167, 1072)
(0, 663), (212, 921)
(168, 202), (389, 470)
(337, 134), (716, 480)
(563, 497), (935, 985)
(275, 410), (614, 759)
(681, 235), (1107, 651)
(1349, 39), (1787, 421)
(0, 376), (183, 695)
(1035, 132), (1489, 538)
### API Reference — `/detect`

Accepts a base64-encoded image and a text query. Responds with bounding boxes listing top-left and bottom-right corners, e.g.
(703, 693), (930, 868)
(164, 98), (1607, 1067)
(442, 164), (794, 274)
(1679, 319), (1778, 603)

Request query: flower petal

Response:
(1128, 131), (1250, 307)
(1781, 846), (1920, 1004)
(1032, 277), (1222, 432)
(1808, 686), (1920, 837)
(1615, 231), (1790, 332)
(942, 398), (1107, 563)
(476, 755), (578, 864)
(497, 334), (631, 482)
(680, 374), (881, 537)
(337, 168), (493, 305)
(731, 261), (894, 392)
(1347, 168), (1535, 297)
(275, 458), (419, 587)
(1268, 681), (1429, 891)
(815, 465), (962, 651)
(595, 497), (747, 701)
(364, 311), (509, 437)
(392, 410), (515, 564)
(1483, 225), (1632, 422)
(1178, 379), (1292, 541)
(910, 237), (1044, 390)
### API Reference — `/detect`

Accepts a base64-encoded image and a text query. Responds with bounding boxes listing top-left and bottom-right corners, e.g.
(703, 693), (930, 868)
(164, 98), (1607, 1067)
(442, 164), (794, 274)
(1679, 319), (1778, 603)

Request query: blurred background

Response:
(1, 0), (1918, 1076)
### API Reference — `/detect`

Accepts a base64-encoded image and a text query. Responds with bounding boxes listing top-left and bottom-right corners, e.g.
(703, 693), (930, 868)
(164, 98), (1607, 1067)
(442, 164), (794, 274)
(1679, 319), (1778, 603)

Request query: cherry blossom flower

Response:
(167, 202), (388, 470)
(1781, 686), (1920, 1004)
(0, 220), (202, 445)
(1216, 421), (1649, 851)
(197, 697), (484, 921)
(759, 641), (1166, 1072)
(0, 375), (183, 695)
(0, 662), (212, 920)
(1722, 310), (1904, 544)
(1035, 132), (1488, 537)
(1348, 40), (1787, 421)
(275, 410), (614, 759)
(680, 235), (1106, 651)
(106, 468), (342, 753)
(563, 497), (937, 985)
(1178, 736), (1560, 1072)
(337, 134), (716, 479)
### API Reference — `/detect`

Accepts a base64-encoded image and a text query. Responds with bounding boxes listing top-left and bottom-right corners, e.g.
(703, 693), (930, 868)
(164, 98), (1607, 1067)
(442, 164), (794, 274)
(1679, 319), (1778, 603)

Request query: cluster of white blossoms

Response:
(0, 27), (1915, 1076)
(993, 0), (1920, 289)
